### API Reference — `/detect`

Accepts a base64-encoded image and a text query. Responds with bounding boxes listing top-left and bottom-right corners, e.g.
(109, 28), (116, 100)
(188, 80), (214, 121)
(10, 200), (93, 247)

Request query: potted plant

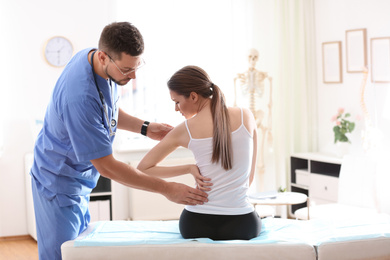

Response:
(332, 108), (355, 143)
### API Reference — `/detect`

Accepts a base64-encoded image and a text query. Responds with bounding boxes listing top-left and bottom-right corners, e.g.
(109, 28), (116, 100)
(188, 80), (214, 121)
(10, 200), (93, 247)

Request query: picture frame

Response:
(345, 28), (367, 73)
(322, 41), (342, 83)
(371, 37), (390, 83)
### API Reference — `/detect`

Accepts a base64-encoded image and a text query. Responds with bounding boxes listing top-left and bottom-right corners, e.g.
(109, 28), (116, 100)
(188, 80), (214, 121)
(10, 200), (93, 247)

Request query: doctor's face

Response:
(104, 52), (143, 86)
(169, 90), (196, 119)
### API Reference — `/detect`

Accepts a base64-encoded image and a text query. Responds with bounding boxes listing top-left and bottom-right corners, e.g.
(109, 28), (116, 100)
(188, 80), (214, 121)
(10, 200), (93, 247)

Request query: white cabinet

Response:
(90, 176), (113, 221)
(309, 173), (339, 204)
(89, 200), (111, 222)
(295, 169), (310, 187)
(289, 153), (342, 217)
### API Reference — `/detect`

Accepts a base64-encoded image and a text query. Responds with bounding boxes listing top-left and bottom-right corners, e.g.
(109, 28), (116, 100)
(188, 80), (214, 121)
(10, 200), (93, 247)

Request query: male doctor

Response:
(30, 22), (208, 260)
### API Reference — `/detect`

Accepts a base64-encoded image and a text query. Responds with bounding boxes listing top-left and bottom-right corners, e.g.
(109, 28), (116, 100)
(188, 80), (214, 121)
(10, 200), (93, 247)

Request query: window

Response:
(114, 0), (251, 149)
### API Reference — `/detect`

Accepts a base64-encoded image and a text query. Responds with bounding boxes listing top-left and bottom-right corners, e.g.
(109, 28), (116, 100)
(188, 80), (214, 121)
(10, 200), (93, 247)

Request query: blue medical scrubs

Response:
(30, 48), (119, 260)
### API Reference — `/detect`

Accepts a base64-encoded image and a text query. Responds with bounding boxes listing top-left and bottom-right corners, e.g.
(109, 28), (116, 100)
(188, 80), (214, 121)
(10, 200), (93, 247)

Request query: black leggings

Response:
(179, 209), (261, 240)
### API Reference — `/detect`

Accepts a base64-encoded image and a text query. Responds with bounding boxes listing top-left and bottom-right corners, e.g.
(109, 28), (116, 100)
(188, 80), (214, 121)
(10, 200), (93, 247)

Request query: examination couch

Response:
(61, 215), (390, 260)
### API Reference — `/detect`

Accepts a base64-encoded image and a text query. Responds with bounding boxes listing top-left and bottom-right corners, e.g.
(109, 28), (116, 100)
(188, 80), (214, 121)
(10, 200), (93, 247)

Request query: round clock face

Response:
(44, 36), (73, 67)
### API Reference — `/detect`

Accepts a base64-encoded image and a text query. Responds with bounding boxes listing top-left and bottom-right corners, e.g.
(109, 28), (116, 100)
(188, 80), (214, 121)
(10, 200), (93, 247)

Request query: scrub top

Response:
(30, 48), (119, 207)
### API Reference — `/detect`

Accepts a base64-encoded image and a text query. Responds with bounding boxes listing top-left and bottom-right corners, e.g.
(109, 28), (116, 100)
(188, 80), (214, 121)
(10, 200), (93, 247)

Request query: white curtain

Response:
(268, 0), (318, 191)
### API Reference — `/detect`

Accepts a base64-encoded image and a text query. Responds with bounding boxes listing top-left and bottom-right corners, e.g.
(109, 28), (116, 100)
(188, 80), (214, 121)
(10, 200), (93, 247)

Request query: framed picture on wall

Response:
(322, 41), (342, 83)
(371, 37), (390, 83)
(346, 28), (367, 73)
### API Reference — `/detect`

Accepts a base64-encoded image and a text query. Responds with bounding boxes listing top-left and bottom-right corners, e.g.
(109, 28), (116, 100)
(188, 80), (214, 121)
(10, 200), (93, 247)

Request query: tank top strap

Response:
(240, 107), (244, 126)
(184, 120), (193, 140)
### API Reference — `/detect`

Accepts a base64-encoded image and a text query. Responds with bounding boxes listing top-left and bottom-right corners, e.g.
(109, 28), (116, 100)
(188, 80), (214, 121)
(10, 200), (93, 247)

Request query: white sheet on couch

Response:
(62, 216), (390, 260)
(73, 215), (390, 247)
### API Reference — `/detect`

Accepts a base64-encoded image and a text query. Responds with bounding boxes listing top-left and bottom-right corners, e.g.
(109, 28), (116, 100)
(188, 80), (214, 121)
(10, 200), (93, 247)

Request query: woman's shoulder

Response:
(227, 107), (253, 118)
(171, 121), (188, 135)
(161, 121), (191, 147)
(227, 106), (242, 116)
(228, 107), (256, 133)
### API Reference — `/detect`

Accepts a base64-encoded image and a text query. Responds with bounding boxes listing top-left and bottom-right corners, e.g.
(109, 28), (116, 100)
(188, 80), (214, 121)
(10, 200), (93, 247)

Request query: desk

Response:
(249, 192), (309, 219)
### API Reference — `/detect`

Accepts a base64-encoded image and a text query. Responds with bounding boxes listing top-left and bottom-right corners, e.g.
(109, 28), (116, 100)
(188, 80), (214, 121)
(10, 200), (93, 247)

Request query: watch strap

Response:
(141, 121), (150, 136)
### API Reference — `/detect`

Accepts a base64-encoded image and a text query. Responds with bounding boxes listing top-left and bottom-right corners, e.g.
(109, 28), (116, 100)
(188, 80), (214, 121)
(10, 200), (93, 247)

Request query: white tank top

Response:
(185, 108), (254, 215)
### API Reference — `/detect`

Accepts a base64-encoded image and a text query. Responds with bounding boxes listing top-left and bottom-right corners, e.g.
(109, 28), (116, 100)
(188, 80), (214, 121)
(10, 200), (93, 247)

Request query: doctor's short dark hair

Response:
(98, 21), (144, 59)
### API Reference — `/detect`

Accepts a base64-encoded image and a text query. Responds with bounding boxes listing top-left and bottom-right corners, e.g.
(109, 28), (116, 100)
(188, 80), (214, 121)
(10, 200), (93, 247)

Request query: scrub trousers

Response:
(31, 177), (90, 260)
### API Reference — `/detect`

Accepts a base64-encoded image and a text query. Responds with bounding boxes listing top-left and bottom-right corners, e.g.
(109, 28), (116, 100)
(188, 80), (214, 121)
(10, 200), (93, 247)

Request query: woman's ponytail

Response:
(210, 83), (232, 170)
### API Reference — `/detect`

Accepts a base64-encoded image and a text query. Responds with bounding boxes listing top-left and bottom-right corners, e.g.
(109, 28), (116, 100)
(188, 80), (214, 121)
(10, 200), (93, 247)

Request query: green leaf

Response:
(339, 134), (348, 142)
(348, 122), (355, 132)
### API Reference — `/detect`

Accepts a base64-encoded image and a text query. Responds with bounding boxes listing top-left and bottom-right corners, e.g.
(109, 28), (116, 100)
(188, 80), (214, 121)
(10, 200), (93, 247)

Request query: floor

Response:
(0, 236), (38, 260)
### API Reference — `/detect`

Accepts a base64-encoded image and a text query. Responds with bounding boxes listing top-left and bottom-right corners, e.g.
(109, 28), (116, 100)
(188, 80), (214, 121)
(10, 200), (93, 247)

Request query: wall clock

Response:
(44, 36), (73, 67)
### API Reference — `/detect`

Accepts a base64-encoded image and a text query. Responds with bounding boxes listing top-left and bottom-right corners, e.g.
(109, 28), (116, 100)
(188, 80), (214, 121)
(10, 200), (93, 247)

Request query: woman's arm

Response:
(137, 123), (212, 190)
(243, 108), (258, 186)
(250, 126), (258, 186)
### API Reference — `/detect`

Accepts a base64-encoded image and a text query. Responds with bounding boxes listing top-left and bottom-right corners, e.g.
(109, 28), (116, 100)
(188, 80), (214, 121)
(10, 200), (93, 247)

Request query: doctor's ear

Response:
(98, 51), (110, 65)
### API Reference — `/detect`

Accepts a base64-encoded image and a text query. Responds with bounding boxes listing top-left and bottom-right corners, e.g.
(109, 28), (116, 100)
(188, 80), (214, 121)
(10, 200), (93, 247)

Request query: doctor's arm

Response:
(137, 124), (212, 191)
(91, 154), (208, 205)
(117, 108), (173, 140)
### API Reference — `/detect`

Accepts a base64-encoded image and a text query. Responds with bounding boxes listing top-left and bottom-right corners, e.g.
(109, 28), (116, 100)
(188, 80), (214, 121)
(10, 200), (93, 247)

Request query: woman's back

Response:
(184, 107), (255, 215)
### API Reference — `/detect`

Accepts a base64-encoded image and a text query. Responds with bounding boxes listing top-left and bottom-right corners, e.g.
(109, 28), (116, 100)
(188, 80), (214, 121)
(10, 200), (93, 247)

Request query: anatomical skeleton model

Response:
(234, 49), (273, 184)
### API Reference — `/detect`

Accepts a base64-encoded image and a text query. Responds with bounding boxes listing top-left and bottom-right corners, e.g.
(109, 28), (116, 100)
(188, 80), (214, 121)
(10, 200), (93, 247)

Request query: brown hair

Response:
(98, 22), (144, 59)
(167, 66), (232, 170)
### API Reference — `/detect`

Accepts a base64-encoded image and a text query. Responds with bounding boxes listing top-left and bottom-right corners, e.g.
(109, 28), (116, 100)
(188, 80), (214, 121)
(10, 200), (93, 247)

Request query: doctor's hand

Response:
(189, 164), (212, 191)
(147, 123), (173, 141)
(163, 182), (208, 206)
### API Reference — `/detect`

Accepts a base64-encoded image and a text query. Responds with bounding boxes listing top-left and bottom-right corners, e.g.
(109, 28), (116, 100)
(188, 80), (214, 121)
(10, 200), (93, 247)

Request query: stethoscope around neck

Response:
(91, 50), (116, 137)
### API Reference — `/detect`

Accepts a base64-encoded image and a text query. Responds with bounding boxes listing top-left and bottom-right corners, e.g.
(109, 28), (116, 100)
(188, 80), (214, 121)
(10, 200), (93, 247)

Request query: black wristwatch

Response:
(141, 121), (150, 136)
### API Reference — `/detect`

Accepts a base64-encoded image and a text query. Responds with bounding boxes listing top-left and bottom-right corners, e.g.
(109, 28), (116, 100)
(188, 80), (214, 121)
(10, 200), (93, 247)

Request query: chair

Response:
(294, 154), (381, 221)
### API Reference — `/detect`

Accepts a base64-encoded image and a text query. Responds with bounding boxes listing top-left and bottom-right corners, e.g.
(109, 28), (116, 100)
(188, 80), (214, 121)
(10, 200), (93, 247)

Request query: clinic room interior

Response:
(0, 0), (389, 254)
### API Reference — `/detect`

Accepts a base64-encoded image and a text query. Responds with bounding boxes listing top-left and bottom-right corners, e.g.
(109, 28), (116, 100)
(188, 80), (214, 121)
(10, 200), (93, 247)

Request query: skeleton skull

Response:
(248, 48), (259, 69)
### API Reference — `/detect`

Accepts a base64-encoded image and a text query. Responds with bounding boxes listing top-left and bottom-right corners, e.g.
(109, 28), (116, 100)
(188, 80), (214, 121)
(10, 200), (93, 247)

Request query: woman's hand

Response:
(189, 165), (212, 191)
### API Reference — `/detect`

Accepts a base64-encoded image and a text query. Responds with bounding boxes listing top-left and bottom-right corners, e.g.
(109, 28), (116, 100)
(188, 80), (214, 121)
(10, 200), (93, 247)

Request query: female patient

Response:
(137, 65), (261, 240)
